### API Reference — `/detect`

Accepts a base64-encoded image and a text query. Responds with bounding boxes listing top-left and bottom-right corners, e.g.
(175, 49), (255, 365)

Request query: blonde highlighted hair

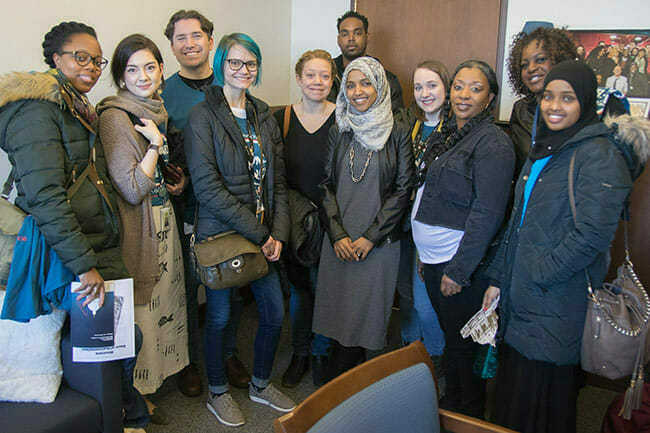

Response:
(295, 49), (337, 77)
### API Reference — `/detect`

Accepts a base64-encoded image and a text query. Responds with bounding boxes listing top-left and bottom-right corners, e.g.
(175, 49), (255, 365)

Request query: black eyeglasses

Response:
(226, 58), (258, 72)
(59, 51), (109, 70)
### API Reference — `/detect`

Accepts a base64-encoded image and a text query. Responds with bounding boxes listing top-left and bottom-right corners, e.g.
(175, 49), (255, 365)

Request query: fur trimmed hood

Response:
(0, 71), (61, 110)
(604, 113), (650, 181)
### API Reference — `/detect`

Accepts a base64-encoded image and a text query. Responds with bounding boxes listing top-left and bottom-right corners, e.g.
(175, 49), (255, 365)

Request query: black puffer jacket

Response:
(0, 71), (125, 279)
(320, 122), (414, 246)
(488, 115), (649, 365)
(184, 86), (289, 245)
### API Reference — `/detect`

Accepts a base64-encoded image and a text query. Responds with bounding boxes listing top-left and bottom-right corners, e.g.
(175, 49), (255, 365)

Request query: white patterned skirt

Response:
(133, 204), (189, 394)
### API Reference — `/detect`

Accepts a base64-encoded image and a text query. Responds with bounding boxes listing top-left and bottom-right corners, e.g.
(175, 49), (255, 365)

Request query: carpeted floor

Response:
(145, 300), (619, 433)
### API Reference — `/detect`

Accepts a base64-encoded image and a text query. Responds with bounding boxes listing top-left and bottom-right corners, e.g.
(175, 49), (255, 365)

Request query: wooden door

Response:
(356, 0), (506, 108)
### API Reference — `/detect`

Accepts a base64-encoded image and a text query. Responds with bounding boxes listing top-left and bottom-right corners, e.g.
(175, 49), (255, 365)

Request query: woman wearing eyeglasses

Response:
(0, 22), (150, 430)
(184, 33), (293, 427)
(0, 21), (119, 311)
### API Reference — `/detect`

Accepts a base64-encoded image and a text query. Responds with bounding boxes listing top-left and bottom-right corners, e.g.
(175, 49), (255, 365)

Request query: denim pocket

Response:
(440, 155), (473, 207)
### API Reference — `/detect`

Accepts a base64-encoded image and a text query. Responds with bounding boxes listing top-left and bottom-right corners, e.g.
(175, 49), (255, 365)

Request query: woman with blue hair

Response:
(184, 32), (294, 427)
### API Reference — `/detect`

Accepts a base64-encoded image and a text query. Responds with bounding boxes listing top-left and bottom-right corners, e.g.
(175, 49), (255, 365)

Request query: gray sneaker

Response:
(207, 392), (245, 427)
(249, 383), (296, 412)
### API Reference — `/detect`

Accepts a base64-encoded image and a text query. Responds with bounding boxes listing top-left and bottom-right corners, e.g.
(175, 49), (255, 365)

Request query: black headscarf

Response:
(530, 60), (598, 161)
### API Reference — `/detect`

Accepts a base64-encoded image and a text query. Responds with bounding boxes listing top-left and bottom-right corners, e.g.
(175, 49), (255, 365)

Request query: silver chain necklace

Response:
(349, 146), (374, 183)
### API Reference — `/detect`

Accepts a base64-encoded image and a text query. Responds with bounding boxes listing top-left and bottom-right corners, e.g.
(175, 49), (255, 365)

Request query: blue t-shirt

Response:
(520, 156), (552, 226)
(161, 72), (218, 133)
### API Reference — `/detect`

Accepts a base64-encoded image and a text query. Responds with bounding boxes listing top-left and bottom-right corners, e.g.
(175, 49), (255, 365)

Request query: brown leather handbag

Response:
(568, 150), (650, 419)
(190, 231), (268, 290)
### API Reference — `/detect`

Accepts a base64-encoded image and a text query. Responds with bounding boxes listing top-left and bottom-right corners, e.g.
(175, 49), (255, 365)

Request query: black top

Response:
(273, 107), (335, 204)
(179, 74), (214, 92)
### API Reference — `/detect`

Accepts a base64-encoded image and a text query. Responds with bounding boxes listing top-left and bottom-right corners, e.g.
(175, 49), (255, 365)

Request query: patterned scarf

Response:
(49, 68), (97, 124)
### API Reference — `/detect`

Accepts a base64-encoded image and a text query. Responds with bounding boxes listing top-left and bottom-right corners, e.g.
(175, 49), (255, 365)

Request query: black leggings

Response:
(423, 262), (487, 418)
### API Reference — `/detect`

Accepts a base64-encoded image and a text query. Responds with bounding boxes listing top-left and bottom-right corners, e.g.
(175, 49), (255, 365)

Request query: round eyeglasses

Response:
(60, 50), (109, 70)
(226, 58), (258, 72)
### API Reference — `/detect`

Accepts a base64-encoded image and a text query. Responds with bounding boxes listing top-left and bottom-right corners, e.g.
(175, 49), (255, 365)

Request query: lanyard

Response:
(531, 103), (539, 148)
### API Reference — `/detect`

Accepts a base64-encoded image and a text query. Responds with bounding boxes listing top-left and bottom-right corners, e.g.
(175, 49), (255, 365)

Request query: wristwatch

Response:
(147, 143), (159, 152)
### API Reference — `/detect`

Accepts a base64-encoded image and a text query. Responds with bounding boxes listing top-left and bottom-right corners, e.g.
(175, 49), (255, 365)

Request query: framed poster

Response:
(568, 30), (649, 98)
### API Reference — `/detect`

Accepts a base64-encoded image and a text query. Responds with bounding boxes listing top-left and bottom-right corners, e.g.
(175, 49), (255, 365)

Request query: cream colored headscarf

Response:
(335, 57), (393, 151)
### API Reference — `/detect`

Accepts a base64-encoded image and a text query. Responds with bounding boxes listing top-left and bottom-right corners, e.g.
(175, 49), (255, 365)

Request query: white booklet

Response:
(71, 278), (135, 362)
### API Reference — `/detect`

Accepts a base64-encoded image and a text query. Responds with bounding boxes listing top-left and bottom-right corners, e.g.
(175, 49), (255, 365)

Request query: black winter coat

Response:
(488, 120), (643, 366)
(184, 87), (289, 246)
(0, 72), (125, 279)
(320, 122), (414, 246)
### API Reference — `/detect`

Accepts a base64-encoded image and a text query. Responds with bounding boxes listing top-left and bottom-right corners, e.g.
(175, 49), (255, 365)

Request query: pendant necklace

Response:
(349, 143), (374, 183)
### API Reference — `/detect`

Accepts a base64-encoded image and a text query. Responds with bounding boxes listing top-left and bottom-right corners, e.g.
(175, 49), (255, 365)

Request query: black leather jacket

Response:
(320, 122), (414, 246)
(413, 116), (515, 286)
(184, 86), (289, 246)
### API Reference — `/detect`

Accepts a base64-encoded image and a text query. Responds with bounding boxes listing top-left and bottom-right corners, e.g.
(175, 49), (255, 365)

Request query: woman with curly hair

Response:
(506, 26), (576, 174)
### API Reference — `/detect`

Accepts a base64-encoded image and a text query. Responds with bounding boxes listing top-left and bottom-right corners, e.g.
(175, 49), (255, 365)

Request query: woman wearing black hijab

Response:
(484, 60), (648, 433)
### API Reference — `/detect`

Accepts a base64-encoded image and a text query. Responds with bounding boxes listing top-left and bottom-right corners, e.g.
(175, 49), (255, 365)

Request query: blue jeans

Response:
(122, 324), (150, 428)
(289, 265), (330, 357)
(412, 263), (445, 356)
(204, 264), (284, 394)
(182, 231), (242, 363)
(398, 238), (423, 346)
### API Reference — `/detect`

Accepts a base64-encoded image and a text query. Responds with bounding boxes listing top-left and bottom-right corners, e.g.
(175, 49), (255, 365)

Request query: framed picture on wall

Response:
(628, 97), (650, 118)
(568, 30), (650, 98)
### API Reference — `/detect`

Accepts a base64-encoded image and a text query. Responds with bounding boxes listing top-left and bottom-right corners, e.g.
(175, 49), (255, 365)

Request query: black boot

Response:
(326, 342), (365, 382)
(282, 355), (309, 387)
(312, 355), (328, 387)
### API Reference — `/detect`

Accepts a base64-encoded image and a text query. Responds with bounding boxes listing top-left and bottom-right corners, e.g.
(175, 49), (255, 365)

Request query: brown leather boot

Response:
(177, 363), (203, 397)
(225, 355), (251, 388)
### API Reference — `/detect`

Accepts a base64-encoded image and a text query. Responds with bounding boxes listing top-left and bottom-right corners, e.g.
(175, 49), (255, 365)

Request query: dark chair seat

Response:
(0, 386), (102, 433)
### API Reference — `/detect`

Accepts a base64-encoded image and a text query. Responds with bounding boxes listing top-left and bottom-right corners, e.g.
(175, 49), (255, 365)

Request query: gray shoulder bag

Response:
(569, 150), (650, 419)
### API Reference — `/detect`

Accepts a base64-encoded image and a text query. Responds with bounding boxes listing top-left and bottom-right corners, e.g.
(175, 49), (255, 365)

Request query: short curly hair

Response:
(42, 21), (98, 69)
(507, 27), (577, 98)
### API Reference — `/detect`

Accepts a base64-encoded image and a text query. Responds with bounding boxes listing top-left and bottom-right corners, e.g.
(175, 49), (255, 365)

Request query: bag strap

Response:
(568, 149), (598, 299)
(65, 148), (116, 214)
(283, 105), (291, 140)
(2, 169), (15, 199)
(569, 149), (649, 326)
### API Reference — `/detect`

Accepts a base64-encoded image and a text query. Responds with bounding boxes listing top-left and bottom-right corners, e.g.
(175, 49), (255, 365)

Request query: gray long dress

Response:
(313, 140), (400, 350)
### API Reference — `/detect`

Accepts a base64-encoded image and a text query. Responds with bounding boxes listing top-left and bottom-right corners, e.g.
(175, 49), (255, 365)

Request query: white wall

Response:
(0, 0), (293, 190)
(288, 0), (350, 103)
(499, 0), (650, 120)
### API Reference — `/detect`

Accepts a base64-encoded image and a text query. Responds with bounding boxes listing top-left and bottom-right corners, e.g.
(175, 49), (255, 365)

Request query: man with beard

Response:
(161, 9), (250, 398)
(327, 11), (404, 113)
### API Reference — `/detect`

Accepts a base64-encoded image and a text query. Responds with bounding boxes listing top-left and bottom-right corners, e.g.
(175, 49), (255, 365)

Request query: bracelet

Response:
(147, 143), (159, 152)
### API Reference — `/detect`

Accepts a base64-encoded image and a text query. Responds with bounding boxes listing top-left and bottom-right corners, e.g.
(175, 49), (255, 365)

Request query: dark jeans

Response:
(122, 324), (150, 428)
(289, 264), (330, 357)
(204, 264), (284, 394)
(423, 262), (487, 418)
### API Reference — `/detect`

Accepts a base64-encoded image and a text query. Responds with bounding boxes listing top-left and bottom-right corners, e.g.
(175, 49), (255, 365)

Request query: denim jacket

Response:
(413, 116), (515, 286)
